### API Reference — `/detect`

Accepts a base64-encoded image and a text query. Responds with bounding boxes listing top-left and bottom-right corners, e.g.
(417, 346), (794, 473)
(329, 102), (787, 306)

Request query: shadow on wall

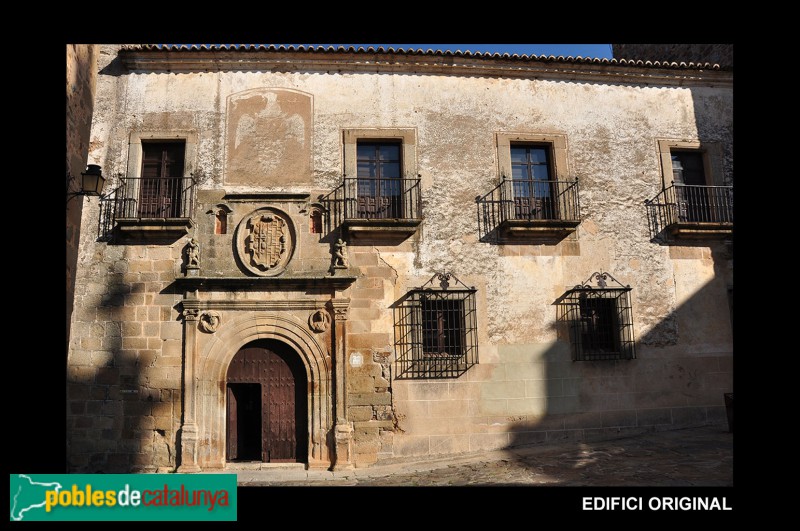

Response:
(67, 268), (184, 473)
(502, 243), (732, 468)
(498, 73), (734, 478)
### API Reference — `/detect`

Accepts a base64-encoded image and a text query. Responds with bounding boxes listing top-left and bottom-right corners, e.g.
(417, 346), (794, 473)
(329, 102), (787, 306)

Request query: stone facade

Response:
(67, 45), (733, 472)
(66, 44), (98, 354)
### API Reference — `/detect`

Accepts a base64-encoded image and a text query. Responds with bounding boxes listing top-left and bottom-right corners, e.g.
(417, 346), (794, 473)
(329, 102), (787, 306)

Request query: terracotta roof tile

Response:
(118, 44), (725, 70)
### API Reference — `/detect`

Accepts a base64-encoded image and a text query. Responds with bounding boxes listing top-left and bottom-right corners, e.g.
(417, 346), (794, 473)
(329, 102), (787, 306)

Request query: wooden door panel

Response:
(227, 343), (301, 463)
(264, 352), (296, 461)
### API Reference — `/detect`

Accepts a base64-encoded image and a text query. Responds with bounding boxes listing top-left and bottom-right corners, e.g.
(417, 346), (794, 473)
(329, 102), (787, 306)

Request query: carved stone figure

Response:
(187, 238), (200, 267)
(333, 238), (348, 268)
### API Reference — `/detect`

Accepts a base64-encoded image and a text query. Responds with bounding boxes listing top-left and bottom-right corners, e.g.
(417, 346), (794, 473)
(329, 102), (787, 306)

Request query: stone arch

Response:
(196, 312), (332, 469)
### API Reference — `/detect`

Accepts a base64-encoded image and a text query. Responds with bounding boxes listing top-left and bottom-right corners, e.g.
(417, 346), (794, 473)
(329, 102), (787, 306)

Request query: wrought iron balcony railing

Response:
(97, 176), (196, 241)
(321, 176), (422, 234)
(645, 183), (733, 241)
(476, 178), (580, 242)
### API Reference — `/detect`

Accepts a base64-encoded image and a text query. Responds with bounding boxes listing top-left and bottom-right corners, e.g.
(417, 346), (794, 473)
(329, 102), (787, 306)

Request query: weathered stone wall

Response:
(66, 44), (97, 354)
(68, 241), (184, 472)
(69, 46), (733, 471)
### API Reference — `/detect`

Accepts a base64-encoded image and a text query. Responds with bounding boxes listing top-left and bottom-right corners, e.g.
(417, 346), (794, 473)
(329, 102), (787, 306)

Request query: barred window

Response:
(557, 272), (636, 361)
(394, 273), (478, 379)
(422, 296), (464, 356)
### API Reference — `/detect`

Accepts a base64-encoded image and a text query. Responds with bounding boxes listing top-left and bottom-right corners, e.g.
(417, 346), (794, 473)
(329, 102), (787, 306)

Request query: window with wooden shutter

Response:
(139, 142), (186, 218)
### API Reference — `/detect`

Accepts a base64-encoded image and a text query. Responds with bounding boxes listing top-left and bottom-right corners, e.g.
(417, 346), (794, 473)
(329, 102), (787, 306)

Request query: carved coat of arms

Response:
(245, 214), (286, 270)
(236, 209), (295, 276)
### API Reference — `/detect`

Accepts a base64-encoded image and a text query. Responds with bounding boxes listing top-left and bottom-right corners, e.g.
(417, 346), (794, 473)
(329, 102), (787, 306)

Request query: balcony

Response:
(322, 176), (422, 241)
(645, 183), (733, 242)
(476, 178), (581, 243)
(98, 176), (196, 243)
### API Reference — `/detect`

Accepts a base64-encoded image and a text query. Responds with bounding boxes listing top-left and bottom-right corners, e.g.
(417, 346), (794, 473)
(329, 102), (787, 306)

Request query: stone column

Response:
(330, 299), (353, 470)
(177, 306), (201, 472)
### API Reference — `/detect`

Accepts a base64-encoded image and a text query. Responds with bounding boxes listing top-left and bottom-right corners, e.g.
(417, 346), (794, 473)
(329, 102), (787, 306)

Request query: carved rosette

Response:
(199, 311), (221, 333)
(235, 208), (295, 276)
(308, 310), (331, 333)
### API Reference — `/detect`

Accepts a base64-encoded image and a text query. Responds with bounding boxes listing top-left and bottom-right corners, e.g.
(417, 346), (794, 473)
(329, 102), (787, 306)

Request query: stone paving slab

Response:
(233, 424), (733, 487)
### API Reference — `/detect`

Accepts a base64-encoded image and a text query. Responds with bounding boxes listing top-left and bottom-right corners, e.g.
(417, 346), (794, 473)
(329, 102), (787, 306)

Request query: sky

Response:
(285, 44), (614, 59)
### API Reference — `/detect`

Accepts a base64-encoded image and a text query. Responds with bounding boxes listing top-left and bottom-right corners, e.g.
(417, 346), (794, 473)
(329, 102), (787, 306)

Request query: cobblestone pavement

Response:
(233, 424), (733, 487)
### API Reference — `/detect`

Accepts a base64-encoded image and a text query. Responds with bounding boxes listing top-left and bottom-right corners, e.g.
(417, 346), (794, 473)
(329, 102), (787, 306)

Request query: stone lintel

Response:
(174, 275), (358, 291)
(222, 191), (311, 202)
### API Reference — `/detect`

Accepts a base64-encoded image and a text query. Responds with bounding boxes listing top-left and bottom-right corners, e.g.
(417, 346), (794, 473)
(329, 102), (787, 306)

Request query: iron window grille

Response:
(556, 272), (636, 361)
(394, 273), (478, 379)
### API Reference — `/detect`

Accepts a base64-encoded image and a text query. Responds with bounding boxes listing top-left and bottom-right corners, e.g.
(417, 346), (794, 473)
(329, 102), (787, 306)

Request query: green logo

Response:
(9, 474), (237, 521)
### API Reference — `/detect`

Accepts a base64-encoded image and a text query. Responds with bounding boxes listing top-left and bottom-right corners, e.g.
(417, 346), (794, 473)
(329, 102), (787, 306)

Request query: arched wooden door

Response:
(226, 340), (307, 463)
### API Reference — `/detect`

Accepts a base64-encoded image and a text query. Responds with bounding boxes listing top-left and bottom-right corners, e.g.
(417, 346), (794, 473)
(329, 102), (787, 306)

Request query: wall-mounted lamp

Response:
(67, 164), (106, 201)
(79, 164), (105, 196)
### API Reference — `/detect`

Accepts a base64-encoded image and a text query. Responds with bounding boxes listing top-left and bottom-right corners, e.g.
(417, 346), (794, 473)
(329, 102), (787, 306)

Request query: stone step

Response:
(225, 462), (306, 471)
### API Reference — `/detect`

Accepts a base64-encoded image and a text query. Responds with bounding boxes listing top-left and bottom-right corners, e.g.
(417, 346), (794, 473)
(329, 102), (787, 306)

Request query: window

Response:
(476, 132), (580, 243)
(657, 140), (721, 186)
(309, 209), (322, 234)
(658, 139), (731, 224)
(205, 204), (231, 236)
(670, 150), (719, 223)
(421, 295), (465, 357)
(556, 272), (636, 361)
(579, 296), (620, 354)
(497, 133), (568, 184)
(356, 141), (403, 219)
(510, 144), (557, 220)
(106, 132), (198, 243)
(215, 209), (228, 234)
(671, 151), (706, 186)
(394, 273), (478, 379)
(139, 142), (185, 218)
(645, 140), (732, 240)
(325, 128), (422, 240)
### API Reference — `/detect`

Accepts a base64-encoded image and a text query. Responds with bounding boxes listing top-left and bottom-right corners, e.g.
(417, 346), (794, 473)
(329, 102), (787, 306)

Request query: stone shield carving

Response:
(235, 208), (295, 276)
(309, 310), (331, 333)
(199, 311), (221, 333)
